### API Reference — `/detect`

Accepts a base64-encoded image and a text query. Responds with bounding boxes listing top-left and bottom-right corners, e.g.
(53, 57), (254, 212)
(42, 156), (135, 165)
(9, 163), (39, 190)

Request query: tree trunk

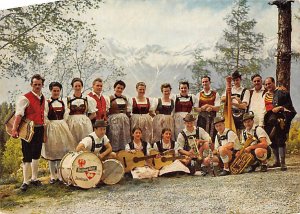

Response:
(270, 0), (293, 92)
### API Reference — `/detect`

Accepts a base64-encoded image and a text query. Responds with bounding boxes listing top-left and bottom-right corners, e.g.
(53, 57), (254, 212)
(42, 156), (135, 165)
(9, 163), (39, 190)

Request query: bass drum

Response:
(101, 159), (124, 185)
(59, 151), (103, 189)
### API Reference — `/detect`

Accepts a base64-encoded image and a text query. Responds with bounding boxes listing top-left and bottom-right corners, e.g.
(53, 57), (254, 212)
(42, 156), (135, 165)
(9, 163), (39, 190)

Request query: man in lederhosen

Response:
(76, 120), (116, 160)
(264, 77), (296, 171)
(11, 74), (46, 191)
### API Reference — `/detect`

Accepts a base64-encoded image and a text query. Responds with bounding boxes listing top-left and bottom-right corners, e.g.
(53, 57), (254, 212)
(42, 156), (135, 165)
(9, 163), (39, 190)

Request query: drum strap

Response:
(89, 135), (105, 153)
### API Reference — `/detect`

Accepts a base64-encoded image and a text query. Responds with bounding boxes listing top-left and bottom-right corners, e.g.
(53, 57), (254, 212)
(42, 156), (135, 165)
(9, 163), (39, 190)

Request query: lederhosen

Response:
(242, 127), (271, 161)
(197, 91), (217, 140)
(22, 92), (45, 162)
(132, 98), (150, 114)
(231, 88), (247, 129)
(88, 92), (107, 125)
(89, 135), (106, 154)
(174, 95), (193, 113)
(216, 129), (236, 163)
(155, 98), (174, 115)
(155, 140), (175, 153)
(128, 141), (148, 156)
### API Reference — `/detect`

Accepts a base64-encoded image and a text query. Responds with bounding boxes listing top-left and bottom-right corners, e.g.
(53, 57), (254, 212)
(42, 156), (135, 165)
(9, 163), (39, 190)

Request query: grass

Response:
(0, 177), (75, 210)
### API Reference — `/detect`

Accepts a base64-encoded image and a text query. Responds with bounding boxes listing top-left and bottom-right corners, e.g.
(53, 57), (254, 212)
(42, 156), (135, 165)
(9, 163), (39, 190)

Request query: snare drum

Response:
(59, 151), (103, 189)
(101, 159), (124, 185)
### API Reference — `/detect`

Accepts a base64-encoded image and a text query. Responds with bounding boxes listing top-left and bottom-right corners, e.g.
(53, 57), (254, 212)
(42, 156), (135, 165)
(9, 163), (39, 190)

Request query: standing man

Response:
(248, 74), (267, 127)
(264, 77), (296, 170)
(195, 76), (220, 140)
(221, 70), (250, 138)
(11, 74), (46, 191)
(88, 78), (109, 124)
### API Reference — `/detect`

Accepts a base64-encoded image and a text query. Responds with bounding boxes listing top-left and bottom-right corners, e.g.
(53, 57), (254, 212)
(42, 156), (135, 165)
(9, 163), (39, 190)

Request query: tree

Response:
(48, 30), (125, 96)
(209, 0), (265, 87)
(189, 49), (211, 94)
(0, 102), (14, 175)
(0, 0), (103, 81)
(269, 0), (294, 91)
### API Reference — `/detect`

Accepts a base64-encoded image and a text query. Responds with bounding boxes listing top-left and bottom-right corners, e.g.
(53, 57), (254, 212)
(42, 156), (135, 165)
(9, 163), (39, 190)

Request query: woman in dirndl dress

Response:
(173, 81), (197, 139)
(42, 82), (77, 184)
(65, 77), (97, 143)
(153, 128), (190, 176)
(152, 83), (175, 143)
(125, 127), (159, 179)
(107, 80), (131, 152)
(129, 82), (155, 144)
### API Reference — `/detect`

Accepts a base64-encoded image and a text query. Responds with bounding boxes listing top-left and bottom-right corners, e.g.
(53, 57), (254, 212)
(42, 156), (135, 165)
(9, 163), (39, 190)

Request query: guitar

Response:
(150, 150), (185, 170)
(116, 150), (158, 173)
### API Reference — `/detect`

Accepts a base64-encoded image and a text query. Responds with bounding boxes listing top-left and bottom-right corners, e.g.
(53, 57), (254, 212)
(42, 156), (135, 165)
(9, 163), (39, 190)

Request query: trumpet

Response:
(188, 136), (202, 161)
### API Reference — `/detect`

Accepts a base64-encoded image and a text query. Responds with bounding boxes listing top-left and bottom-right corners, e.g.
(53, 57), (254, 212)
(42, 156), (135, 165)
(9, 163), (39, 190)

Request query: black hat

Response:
(242, 112), (254, 122)
(93, 120), (108, 128)
(232, 70), (242, 80)
(183, 113), (196, 122)
(213, 116), (225, 125)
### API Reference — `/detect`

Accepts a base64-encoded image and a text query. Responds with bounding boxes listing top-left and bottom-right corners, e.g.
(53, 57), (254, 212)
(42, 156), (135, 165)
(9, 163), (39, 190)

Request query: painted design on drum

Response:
(78, 159), (86, 167)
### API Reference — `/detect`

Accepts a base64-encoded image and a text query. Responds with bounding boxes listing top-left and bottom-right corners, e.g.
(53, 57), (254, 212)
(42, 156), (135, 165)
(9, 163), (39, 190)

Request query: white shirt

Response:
(241, 126), (272, 146)
(79, 132), (109, 153)
(248, 87), (266, 126)
(177, 126), (211, 150)
(221, 86), (250, 109)
(214, 128), (240, 150)
(15, 91), (44, 117)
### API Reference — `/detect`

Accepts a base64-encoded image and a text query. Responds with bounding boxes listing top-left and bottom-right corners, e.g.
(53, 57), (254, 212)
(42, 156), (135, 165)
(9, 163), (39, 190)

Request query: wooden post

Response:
(269, 0), (294, 92)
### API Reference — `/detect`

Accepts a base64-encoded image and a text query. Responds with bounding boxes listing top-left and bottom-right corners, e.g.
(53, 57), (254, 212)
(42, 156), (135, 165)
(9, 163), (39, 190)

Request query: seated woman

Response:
(125, 127), (159, 179)
(152, 128), (190, 176)
(76, 120), (116, 160)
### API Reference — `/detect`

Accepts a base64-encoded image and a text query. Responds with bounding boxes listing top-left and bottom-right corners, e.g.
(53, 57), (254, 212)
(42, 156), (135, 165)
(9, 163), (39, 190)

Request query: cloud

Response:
(86, 0), (231, 50)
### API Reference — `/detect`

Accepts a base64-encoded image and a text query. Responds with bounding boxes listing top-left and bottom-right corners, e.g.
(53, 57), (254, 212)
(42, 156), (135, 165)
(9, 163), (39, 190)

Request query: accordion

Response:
(5, 111), (35, 142)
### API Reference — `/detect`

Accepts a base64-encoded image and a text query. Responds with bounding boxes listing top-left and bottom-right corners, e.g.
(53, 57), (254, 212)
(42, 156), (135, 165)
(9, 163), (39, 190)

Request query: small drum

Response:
(59, 151), (103, 189)
(101, 159), (124, 185)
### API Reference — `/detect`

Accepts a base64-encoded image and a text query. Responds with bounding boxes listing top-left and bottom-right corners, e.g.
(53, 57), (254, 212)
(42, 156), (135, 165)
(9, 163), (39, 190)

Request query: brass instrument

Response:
(230, 133), (255, 175)
(188, 136), (202, 161)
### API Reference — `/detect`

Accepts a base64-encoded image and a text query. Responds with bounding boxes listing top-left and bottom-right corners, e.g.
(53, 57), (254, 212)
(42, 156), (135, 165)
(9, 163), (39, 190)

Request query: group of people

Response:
(10, 71), (296, 191)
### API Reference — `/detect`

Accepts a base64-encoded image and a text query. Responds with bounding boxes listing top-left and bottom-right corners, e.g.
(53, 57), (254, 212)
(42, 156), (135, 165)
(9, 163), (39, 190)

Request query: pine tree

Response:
(209, 0), (264, 87)
(189, 49), (211, 94)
